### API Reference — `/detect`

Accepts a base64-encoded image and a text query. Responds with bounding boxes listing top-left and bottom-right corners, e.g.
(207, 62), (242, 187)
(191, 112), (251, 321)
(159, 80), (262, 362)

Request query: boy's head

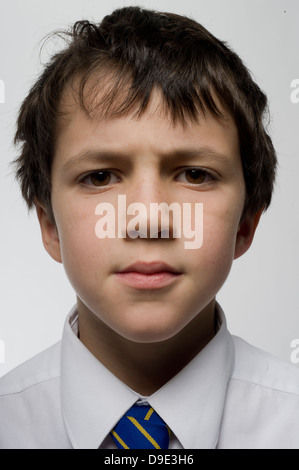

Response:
(12, 7), (277, 346)
(14, 6), (276, 223)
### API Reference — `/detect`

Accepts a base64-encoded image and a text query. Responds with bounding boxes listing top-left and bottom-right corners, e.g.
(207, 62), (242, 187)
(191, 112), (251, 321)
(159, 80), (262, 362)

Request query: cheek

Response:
(185, 198), (242, 285)
(54, 202), (112, 286)
(205, 210), (239, 255)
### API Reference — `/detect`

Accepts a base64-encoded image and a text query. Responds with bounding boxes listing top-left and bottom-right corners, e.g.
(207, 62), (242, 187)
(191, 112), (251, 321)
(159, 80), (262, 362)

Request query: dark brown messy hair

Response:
(13, 6), (277, 222)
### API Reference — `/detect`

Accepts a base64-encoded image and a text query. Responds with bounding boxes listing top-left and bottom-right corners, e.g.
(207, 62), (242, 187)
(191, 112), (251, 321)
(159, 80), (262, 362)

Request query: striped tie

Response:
(110, 405), (170, 449)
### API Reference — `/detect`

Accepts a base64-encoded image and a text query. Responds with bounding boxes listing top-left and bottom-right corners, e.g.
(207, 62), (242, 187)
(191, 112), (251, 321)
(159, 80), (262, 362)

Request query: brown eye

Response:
(185, 169), (207, 184)
(176, 168), (215, 186)
(81, 170), (119, 187)
(89, 171), (111, 186)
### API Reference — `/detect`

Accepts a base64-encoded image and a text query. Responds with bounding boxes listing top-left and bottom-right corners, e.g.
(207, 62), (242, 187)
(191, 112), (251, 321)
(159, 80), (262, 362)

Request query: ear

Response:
(35, 204), (62, 263)
(234, 209), (263, 260)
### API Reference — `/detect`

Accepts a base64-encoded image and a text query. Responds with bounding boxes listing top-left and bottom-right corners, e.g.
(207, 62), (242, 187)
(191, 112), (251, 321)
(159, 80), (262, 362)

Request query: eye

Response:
(80, 170), (120, 187)
(176, 168), (215, 185)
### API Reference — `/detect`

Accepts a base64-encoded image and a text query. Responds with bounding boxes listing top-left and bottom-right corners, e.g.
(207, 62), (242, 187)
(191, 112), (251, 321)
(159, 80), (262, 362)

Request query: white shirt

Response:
(0, 304), (299, 449)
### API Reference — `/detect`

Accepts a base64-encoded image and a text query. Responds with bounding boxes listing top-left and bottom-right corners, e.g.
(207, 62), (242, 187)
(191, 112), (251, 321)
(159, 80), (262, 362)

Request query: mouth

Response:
(115, 261), (182, 289)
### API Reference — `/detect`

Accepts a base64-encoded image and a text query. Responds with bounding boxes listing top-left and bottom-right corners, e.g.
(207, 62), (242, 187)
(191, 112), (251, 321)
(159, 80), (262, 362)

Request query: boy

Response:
(0, 6), (298, 449)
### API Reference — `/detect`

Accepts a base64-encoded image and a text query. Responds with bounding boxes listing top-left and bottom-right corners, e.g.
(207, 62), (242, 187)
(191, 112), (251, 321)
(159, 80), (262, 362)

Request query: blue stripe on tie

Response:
(110, 405), (170, 449)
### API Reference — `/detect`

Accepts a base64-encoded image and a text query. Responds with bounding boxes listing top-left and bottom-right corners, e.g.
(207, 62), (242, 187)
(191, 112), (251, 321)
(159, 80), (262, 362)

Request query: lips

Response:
(115, 261), (182, 289)
(120, 261), (180, 274)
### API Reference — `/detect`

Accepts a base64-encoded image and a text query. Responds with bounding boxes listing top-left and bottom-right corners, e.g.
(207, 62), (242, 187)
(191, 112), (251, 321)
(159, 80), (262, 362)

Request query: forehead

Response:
(54, 85), (240, 165)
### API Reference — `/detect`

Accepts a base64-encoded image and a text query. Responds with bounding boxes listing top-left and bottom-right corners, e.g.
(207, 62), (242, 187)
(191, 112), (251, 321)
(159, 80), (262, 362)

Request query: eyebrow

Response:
(61, 147), (232, 171)
(62, 150), (132, 171)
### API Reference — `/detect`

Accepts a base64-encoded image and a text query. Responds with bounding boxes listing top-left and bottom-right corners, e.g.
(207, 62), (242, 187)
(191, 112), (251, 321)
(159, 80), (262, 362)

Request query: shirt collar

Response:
(148, 304), (235, 448)
(61, 303), (235, 449)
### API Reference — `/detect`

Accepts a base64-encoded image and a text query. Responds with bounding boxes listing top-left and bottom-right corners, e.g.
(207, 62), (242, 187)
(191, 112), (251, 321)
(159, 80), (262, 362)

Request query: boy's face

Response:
(38, 90), (258, 344)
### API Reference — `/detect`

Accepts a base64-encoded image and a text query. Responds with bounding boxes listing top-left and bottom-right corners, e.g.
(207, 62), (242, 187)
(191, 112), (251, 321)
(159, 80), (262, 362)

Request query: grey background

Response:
(0, 0), (298, 376)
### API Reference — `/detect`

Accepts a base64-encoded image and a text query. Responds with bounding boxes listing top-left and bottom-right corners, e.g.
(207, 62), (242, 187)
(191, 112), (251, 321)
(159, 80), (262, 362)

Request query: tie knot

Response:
(111, 405), (170, 449)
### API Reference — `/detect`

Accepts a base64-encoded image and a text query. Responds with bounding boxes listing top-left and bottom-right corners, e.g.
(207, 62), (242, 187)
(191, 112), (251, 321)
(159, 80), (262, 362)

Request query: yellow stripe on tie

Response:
(144, 407), (154, 420)
(111, 430), (130, 449)
(128, 417), (161, 449)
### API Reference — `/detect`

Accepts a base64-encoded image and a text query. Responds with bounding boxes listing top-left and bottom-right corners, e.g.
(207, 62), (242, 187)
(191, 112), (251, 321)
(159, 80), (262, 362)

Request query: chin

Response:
(118, 317), (184, 344)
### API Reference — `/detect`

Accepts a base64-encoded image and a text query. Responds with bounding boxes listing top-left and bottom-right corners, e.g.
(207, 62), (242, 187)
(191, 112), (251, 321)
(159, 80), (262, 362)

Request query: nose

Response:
(120, 174), (177, 240)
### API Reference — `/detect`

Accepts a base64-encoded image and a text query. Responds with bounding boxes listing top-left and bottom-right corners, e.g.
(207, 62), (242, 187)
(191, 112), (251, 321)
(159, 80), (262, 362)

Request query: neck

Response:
(78, 299), (216, 396)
